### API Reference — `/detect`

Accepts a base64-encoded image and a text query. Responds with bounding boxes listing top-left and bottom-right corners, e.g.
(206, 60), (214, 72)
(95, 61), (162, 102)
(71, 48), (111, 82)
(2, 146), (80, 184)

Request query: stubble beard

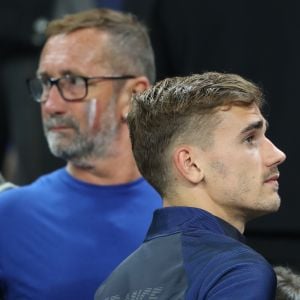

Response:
(43, 102), (118, 168)
(209, 163), (281, 222)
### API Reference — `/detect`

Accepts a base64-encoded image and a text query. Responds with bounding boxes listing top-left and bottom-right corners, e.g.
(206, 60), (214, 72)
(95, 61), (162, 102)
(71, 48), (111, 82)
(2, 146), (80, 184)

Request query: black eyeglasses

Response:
(26, 74), (136, 103)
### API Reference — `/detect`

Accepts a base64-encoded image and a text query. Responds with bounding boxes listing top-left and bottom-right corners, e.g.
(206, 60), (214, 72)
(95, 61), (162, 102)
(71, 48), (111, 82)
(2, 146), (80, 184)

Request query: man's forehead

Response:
(38, 31), (111, 76)
(46, 27), (110, 43)
(217, 103), (263, 117)
(42, 33), (102, 58)
(215, 104), (266, 130)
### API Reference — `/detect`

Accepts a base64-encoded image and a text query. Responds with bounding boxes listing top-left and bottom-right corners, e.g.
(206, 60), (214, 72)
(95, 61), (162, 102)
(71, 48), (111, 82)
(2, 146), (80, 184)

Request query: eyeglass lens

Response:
(30, 76), (87, 102)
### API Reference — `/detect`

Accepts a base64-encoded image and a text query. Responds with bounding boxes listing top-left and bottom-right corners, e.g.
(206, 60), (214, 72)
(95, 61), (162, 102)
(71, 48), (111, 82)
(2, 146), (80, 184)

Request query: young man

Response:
(95, 72), (286, 299)
(0, 9), (161, 300)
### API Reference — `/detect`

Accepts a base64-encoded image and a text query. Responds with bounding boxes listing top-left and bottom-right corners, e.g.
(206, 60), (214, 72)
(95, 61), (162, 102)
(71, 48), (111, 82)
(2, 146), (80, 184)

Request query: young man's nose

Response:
(265, 138), (286, 167)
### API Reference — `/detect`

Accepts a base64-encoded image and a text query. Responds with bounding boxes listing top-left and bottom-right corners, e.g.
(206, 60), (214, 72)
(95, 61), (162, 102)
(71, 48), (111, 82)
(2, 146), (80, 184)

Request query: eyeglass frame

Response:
(26, 74), (136, 103)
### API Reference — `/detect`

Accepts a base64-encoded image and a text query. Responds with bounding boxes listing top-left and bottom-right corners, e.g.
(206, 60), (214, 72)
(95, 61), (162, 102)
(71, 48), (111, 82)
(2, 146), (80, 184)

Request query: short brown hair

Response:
(46, 8), (155, 83)
(127, 72), (264, 196)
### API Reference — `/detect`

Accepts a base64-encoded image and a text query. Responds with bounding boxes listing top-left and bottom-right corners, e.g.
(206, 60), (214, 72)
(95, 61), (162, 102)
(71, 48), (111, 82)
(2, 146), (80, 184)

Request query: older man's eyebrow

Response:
(36, 69), (76, 77)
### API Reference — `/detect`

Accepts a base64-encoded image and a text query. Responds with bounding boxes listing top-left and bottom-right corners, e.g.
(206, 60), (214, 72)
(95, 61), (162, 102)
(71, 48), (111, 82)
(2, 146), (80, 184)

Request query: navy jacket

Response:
(95, 207), (276, 299)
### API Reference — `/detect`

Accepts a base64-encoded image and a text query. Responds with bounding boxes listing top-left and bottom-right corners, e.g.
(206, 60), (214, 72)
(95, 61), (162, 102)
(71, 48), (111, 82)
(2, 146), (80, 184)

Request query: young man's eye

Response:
(245, 135), (255, 144)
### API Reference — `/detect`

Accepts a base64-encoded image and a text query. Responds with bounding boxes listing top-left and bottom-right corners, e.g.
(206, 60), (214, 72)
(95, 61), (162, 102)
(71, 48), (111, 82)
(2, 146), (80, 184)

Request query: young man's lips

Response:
(264, 174), (280, 188)
(265, 174), (279, 182)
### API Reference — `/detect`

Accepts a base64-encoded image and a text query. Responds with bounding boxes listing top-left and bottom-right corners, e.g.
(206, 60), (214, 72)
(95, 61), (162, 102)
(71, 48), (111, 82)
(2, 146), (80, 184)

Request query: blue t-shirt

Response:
(0, 168), (162, 300)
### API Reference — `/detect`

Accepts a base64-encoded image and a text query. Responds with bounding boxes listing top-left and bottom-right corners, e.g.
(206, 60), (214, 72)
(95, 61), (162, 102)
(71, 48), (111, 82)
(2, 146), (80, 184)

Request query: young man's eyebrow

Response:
(240, 119), (267, 135)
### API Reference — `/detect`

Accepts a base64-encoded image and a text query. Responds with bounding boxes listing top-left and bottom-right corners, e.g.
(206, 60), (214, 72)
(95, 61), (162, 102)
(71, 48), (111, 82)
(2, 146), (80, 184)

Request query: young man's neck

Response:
(163, 195), (246, 234)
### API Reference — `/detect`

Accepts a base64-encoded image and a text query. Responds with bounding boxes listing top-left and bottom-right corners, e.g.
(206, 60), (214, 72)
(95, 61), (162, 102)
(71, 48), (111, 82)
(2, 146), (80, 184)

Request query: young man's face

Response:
(37, 28), (127, 166)
(201, 104), (286, 223)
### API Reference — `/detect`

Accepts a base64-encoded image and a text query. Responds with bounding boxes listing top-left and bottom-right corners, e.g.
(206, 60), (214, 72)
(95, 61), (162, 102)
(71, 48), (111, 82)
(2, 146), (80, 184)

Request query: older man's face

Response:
(38, 28), (124, 166)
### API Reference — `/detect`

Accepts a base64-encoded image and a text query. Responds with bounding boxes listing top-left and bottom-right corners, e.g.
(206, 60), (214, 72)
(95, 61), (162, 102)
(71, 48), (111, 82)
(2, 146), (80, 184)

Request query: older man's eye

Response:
(65, 75), (82, 85)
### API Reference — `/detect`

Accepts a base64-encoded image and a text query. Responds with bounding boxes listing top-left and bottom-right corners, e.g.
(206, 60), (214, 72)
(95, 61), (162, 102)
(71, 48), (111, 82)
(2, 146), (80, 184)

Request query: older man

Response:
(0, 8), (161, 300)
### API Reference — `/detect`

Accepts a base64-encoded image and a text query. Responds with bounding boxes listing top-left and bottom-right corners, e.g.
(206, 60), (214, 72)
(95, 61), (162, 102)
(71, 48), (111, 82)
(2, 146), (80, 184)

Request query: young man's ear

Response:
(121, 76), (151, 122)
(173, 145), (204, 184)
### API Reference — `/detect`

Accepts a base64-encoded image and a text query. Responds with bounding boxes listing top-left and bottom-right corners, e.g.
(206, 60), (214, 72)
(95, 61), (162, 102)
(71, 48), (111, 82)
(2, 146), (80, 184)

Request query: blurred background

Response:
(1, 0), (299, 270)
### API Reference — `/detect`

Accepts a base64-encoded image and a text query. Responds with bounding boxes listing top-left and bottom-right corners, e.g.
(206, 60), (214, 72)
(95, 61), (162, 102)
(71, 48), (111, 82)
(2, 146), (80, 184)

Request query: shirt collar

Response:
(146, 206), (245, 243)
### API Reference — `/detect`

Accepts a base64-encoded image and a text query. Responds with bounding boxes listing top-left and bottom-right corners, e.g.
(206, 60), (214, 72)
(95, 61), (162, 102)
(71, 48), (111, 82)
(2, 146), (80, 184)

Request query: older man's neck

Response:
(66, 154), (141, 186)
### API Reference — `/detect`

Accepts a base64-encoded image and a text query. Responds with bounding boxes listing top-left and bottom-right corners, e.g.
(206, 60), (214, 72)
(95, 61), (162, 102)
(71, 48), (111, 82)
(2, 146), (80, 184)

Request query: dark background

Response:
(124, 0), (300, 271)
(0, 0), (299, 271)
